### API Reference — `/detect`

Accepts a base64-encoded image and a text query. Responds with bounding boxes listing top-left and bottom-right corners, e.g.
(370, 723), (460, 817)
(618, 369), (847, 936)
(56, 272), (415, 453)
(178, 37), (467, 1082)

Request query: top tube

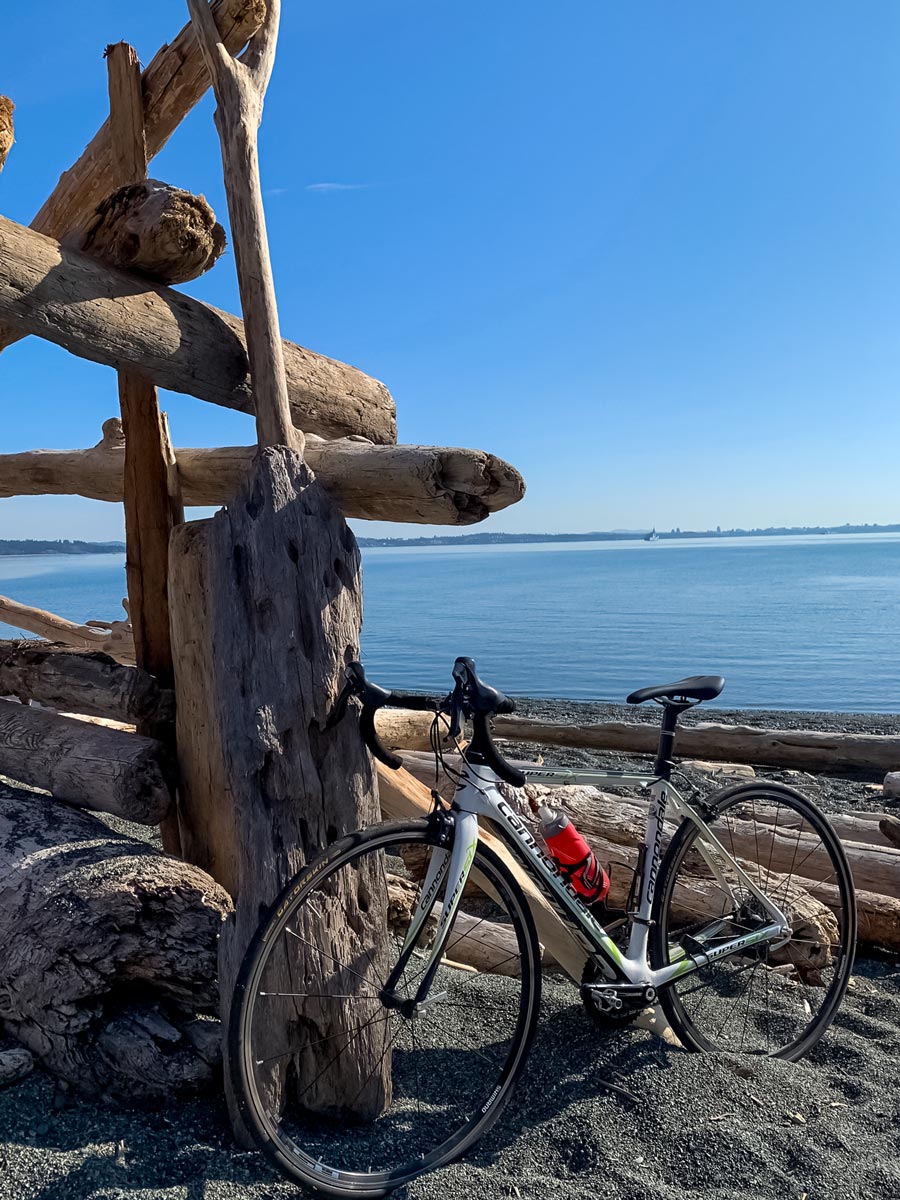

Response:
(522, 767), (661, 788)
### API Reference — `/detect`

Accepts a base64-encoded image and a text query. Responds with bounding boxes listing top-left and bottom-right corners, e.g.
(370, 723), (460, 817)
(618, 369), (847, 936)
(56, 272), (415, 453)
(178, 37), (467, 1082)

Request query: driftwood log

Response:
(31, 0), (265, 245)
(0, 785), (231, 1101)
(0, 213), (396, 444)
(0, 97), (12, 173)
(0, 699), (173, 824)
(493, 715), (900, 776)
(375, 708), (900, 776)
(0, 422), (525, 525)
(0, 641), (173, 725)
(76, 180), (226, 284)
(0, 593), (135, 663)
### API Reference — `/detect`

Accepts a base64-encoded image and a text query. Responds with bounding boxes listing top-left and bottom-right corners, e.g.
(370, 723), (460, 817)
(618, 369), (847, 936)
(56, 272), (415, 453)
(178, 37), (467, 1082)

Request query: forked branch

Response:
(186, 0), (296, 451)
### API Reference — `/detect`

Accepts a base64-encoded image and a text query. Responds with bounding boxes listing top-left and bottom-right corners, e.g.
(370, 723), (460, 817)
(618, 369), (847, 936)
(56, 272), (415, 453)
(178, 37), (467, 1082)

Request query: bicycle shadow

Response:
(6, 1000), (681, 1200)
(425, 998), (684, 1178)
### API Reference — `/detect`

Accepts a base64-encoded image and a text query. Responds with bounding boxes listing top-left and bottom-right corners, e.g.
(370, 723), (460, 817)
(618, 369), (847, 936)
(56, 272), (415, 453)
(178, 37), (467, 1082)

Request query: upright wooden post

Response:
(175, 0), (386, 1135)
(185, 0), (297, 453)
(106, 42), (184, 855)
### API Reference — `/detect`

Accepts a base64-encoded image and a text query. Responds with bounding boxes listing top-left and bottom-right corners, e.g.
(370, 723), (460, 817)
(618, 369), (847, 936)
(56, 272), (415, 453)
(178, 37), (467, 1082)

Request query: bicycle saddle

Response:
(626, 675), (725, 705)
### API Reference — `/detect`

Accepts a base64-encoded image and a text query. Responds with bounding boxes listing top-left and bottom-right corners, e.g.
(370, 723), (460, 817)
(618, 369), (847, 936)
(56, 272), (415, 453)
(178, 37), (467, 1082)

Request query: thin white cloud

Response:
(305, 182), (371, 193)
(265, 187), (290, 197)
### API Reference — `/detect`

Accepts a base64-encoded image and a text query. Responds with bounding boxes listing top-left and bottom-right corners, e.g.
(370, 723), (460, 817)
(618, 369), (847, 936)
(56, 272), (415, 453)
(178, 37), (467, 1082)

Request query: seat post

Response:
(653, 700), (690, 778)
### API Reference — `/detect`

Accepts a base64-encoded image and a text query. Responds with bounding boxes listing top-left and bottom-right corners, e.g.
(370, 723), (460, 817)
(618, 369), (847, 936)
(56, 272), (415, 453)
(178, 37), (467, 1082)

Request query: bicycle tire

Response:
(229, 818), (541, 1197)
(650, 781), (856, 1060)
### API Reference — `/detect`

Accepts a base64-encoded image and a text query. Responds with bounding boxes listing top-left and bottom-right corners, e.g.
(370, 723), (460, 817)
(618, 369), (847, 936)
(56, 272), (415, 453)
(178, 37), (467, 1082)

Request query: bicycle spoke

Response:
(659, 789), (853, 1059)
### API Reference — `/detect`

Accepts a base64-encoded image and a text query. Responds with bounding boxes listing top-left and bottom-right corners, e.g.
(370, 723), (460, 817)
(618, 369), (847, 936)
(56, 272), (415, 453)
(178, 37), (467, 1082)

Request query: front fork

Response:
(380, 810), (480, 1016)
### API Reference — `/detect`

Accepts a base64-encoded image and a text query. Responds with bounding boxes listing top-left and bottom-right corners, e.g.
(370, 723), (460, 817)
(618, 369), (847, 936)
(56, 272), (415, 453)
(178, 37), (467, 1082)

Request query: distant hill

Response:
(356, 523), (900, 549)
(0, 539), (125, 556)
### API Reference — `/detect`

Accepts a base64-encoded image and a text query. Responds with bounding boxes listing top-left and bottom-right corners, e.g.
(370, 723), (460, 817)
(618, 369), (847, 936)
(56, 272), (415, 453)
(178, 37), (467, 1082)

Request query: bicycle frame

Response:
(405, 759), (793, 1002)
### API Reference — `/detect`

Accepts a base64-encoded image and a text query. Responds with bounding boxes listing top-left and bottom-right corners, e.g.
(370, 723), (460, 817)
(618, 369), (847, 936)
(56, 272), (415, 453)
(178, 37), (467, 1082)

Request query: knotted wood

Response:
(77, 180), (226, 284)
(0, 784), (231, 1101)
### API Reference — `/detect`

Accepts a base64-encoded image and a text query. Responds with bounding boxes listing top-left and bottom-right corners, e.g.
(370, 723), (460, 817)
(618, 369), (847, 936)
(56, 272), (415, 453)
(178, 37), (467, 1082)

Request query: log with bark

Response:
(75, 180), (226, 284)
(491, 715), (900, 776)
(0, 699), (174, 824)
(0, 640), (173, 726)
(0, 420), (526, 525)
(0, 96), (12, 173)
(0, 593), (135, 663)
(0, 213), (396, 444)
(0, 784), (231, 1101)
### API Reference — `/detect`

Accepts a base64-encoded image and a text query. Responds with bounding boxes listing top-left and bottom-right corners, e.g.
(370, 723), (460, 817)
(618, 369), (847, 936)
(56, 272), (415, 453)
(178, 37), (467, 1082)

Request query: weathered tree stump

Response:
(76, 180), (226, 283)
(169, 449), (388, 1114)
(0, 785), (231, 1101)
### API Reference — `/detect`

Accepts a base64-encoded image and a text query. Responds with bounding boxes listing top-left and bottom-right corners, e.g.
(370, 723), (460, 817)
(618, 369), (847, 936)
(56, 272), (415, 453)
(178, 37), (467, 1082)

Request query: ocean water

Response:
(2, 533), (900, 713)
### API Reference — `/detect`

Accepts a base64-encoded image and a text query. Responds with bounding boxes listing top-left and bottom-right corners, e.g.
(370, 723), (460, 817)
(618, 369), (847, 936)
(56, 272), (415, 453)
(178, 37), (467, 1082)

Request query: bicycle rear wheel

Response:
(230, 818), (541, 1197)
(650, 782), (856, 1059)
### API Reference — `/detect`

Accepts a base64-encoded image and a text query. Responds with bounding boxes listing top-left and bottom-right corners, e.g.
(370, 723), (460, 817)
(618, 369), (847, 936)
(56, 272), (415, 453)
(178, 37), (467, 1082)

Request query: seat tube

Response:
(653, 703), (682, 778)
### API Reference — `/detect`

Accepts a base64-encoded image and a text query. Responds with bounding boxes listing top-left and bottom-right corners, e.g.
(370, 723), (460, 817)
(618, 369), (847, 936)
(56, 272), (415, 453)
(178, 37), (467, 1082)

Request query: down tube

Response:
(484, 795), (635, 983)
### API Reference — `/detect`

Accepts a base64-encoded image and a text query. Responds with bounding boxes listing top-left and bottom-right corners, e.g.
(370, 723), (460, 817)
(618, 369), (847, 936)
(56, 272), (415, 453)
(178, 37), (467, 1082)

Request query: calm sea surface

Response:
(2, 533), (900, 713)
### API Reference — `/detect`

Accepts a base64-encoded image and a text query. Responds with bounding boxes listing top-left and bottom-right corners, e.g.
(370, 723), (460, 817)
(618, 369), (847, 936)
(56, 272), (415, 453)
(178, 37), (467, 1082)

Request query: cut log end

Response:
(0, 96), (13, 173)
(76, 181), (226, 284)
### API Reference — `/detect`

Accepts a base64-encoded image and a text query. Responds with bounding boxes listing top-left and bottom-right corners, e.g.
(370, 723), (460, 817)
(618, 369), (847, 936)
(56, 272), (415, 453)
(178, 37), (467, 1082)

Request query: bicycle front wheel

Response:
(230, 818), (541, 1198)
(651, 781), (856, 1060)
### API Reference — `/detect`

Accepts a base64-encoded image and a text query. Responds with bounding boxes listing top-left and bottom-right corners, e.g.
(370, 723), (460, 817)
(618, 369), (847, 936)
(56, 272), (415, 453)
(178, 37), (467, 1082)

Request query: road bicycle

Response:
(229, 658), (856, 1197)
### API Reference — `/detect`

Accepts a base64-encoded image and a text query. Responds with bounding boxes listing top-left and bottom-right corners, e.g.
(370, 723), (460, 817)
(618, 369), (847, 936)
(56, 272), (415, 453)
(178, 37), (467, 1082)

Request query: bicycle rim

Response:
(651, 783), (856, 1059)
(230, 820), (540, 1197)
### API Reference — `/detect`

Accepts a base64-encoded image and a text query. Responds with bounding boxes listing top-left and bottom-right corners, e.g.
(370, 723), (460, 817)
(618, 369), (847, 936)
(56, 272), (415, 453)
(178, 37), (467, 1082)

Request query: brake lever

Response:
(325, 677), (355, 730)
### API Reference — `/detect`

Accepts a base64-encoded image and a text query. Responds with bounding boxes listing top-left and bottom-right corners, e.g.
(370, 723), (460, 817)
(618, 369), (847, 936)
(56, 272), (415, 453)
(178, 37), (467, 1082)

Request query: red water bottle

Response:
(537, 804), (610, 903)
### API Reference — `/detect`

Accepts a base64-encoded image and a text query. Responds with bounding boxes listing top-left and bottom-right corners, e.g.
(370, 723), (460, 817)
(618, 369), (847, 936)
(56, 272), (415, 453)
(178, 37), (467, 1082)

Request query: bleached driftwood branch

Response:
(0, 419), (525, 524)
(0, 593), (135, 663)
(187, 0), (294, 451)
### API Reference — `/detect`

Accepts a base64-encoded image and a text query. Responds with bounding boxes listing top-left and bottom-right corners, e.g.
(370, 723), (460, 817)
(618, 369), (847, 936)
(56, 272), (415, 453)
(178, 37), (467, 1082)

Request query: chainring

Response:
(580, 960), (645, 1029)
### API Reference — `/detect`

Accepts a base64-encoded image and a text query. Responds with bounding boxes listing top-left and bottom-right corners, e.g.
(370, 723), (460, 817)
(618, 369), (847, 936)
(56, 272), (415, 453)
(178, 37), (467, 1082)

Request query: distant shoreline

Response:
(5, 526), (900, 554)
(0, 540), (125, 557)
(356, 523), (900, 549)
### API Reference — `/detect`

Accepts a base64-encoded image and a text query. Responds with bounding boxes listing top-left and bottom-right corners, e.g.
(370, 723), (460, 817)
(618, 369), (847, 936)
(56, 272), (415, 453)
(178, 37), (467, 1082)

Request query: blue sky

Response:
(1, 1), (900, 541)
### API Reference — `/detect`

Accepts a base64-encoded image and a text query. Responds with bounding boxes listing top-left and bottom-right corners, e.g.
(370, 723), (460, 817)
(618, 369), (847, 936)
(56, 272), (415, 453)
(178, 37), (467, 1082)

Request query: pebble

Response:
(0, 1047), (33, 1089)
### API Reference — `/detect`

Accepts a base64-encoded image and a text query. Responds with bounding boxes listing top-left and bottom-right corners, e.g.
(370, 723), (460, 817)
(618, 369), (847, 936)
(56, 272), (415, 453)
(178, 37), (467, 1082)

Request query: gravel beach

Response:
(1, 698), (898, 1200)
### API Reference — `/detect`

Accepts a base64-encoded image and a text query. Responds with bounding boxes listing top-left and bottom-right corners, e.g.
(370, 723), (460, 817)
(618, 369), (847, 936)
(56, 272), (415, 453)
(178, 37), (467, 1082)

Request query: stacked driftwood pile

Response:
(0, 0), (525, 1113)
(0, 641), (230, 1101)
